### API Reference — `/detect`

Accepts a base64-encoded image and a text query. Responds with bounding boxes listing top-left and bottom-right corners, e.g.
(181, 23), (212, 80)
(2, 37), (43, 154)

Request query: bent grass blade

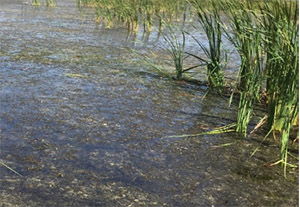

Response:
(0, 161), (23, 177)
(166, 123), (236, 138)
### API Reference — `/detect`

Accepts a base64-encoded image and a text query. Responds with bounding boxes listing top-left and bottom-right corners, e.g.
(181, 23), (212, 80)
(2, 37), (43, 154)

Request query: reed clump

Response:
(32, 0), (42, 6)
(259, 0), (298, 174)
(187, 0), (226, 90)
(45, 0), (56, 7)
(222, 0), (298, 174)
(32, 0), (55, 7)
(223, 0), (265, 136)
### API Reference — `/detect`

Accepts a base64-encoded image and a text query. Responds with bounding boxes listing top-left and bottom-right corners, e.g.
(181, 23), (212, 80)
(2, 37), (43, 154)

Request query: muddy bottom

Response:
(0, 0), (298, 206)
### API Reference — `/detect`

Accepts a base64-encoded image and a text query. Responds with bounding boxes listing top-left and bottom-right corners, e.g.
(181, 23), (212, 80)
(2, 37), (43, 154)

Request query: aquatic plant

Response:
(161, 24), (186, 80)
(77, 0), (192, 32)
(222, 0), (298, 174)
(258, 0), (299, 175)
(160, 22), (203, 80)
(187, 0), (226, 90)
(223, 0), (265, 136)
(32, 0), (42, 6)
(0, 161), (22, 177)
(46, 0), (55, 7)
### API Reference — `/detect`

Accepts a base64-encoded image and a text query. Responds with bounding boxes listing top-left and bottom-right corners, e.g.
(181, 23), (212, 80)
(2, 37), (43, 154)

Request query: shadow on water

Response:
(0, 0), (298, 206)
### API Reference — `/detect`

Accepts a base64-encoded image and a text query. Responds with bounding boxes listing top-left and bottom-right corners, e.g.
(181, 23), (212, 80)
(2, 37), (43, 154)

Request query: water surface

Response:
(0, 0), (298, 206)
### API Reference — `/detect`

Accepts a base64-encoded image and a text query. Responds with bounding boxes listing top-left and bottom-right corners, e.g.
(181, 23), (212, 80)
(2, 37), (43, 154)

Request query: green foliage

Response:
(78, 0), (191, 32)
(260, 1), (298, 173)
(187, 0), (226, 90)
(46, 0), (56, 7)
(223, 0), (298, 172)
(161, 23), (186, 80)
(32, 0), (42, 6)
(32, 0), (55, 7)
(224, 0), (265, 135)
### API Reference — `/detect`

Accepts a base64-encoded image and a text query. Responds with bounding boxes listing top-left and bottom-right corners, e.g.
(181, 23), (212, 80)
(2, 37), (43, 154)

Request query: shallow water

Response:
(0, 0), (298, 206)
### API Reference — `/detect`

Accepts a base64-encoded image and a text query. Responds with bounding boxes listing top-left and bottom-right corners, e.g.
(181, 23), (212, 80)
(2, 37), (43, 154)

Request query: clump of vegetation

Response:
(78, 0), (192, 32)
(187, 0), (226, 90)
(224, 0), (265, 136)
(46, 0), (56, 7)
(32, 0), (55, 7)
(32, 0), (42, 6)
(223, 0), (298, 174)
(259, 0), (298, 175)
(136, 0), (298, 174)
(160, 23), (203, 80)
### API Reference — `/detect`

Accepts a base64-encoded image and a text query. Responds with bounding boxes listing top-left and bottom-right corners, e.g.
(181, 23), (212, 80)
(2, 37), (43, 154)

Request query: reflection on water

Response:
(0, 0), (298, 206)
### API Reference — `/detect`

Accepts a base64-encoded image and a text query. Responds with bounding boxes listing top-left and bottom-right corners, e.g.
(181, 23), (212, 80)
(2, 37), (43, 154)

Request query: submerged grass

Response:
(167, 123), (236, 138)
(0, 161), (22, 177)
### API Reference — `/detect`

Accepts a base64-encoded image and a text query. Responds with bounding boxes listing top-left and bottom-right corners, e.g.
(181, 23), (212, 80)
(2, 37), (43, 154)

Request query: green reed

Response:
(259, 0), (298, 174)
(223, 0), (265, 136)
(32, 0), (55, 6)
(45, 0), (55, 7)
(188, 0), (225, 90)
(32, 0), (42, 6)
(222, 0), (298, 173)
(260, 0), (299, 132)
(160, 23), (195, 80)
(78, 0), (191, 32)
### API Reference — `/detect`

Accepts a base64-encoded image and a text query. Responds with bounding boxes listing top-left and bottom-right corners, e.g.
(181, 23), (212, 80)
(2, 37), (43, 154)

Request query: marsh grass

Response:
(78, 0), (192, 32)
(163, 0), (298, 172)
(260, 0), (299, 133)
(133, 22), (201, 80)
(32, 0), (55, 7)
(32, 0), (42, 6)
(187, 0), (226, 90)
(167, 123), (236, 138)
(160, 23), (203, 80)
(222, 0), (298, 173)
(45, 0), (55, 7)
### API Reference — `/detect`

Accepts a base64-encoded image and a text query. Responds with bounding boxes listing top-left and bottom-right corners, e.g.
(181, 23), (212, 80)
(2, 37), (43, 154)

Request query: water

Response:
(0, 0), (298, 206)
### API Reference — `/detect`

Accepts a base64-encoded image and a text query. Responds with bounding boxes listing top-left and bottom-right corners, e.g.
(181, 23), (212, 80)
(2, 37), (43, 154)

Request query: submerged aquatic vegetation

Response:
(0, 161), (22, 177)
